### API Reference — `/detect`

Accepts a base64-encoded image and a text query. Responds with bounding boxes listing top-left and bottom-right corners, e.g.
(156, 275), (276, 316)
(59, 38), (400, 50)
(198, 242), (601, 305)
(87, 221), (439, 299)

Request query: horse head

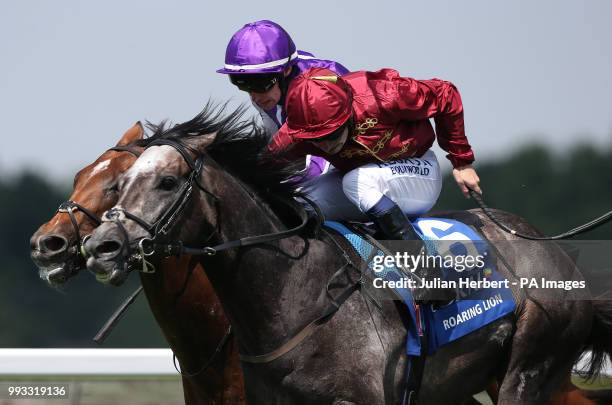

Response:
(82, 105), (266, 286)
(29, 122), (144, 285)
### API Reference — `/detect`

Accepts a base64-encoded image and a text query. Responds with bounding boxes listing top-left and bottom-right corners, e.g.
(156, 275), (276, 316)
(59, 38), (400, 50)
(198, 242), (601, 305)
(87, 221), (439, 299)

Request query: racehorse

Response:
(31, 123), (143, 284)
(29, 119), (245, 405)
(82, 107), (612, 405)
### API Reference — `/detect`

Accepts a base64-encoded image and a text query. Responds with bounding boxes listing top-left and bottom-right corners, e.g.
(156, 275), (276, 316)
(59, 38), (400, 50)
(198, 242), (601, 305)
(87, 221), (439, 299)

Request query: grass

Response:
(572, 374), (612, 390)
(0, 376), (184, 405)
(0, 375), (609, 404)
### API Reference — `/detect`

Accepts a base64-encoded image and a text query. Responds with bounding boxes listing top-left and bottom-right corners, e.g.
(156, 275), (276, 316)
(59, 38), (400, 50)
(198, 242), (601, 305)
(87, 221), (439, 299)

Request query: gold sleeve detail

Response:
(354, 118), (379, 135)
(339, 148), (371, 158)
(341, 130), (393, 161)
(371, 130), (393, 153)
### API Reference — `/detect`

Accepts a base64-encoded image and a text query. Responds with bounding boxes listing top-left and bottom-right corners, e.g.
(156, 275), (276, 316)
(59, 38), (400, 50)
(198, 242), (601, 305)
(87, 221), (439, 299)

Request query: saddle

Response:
(323, 211), (516, 405)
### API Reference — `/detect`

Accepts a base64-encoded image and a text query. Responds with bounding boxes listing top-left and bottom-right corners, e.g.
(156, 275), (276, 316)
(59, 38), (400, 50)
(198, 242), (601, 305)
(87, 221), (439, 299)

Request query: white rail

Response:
(0, 349), (177, 375)
(0, 349), (609, 377)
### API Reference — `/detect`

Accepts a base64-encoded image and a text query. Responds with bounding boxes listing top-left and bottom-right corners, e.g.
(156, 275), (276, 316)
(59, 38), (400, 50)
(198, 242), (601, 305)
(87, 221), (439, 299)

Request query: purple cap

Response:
(217, 20), (298, 75)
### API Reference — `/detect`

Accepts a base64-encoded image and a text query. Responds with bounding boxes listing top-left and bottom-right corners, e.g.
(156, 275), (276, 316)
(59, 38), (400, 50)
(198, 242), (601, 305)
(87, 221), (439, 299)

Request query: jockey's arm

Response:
(389, 72), (481, 196)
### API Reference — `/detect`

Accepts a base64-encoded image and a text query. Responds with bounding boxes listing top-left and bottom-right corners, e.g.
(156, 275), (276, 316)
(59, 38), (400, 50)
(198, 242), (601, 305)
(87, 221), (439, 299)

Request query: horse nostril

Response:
(95, 240), (122, 255)
(30, 235), (38, 251)
(40, 235), (69, 254)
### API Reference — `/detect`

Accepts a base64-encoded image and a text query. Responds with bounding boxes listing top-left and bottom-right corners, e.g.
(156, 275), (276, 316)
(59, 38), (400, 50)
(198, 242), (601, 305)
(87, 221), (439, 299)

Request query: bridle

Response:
(100, 139), (218, 271)
(57, 145), (141, 260)
(99, 138), (309, 273)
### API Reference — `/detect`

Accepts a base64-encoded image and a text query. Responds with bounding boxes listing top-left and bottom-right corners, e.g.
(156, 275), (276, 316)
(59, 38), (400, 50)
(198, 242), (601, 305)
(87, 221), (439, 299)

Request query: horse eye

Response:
(159, 176), (177, 191)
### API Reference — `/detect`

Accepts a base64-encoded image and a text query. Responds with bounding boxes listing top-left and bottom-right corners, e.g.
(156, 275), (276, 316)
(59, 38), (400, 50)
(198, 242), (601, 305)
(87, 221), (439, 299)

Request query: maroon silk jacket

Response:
(268, 68), (475, 171)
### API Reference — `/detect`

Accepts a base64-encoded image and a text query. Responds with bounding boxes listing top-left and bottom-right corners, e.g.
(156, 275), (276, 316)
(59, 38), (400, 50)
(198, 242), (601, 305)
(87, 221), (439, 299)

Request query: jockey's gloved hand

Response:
(452, 164), (482, 198)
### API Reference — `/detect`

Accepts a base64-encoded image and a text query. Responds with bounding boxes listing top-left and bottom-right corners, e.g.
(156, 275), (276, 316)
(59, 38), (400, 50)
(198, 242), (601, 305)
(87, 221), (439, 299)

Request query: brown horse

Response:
(30, 122), (245, 405)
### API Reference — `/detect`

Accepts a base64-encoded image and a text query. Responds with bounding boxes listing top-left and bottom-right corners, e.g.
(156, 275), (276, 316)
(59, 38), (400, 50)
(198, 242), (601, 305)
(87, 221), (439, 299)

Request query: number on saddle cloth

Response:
(412, 217), (516, 354)
(324, 217), (516, 356)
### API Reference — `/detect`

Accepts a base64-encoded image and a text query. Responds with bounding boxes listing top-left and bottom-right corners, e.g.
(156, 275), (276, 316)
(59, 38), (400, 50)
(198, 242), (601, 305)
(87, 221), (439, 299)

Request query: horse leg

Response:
(181, 376), (203, 405)
(496, 300), (592, 405)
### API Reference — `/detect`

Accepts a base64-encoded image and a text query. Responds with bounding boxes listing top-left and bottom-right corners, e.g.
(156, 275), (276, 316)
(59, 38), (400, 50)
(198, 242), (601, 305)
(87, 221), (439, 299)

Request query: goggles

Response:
(229, 74), (280, 93)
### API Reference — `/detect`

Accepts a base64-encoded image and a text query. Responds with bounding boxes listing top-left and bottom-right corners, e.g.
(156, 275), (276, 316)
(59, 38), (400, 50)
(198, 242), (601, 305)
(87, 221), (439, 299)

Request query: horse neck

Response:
(198, 170), (335, 356)
(138, 255), (231, 381)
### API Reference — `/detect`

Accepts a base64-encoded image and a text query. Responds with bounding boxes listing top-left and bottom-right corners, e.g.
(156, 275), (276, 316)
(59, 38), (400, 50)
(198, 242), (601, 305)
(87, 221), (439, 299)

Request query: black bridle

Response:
(57, 145), (141, 260)
(100, 139), (217, 271)
(99, 138), (309, 273)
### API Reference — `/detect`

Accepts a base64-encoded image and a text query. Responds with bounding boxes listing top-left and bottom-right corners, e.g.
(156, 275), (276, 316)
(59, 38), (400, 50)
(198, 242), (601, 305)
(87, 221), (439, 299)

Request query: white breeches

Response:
(301, 150), (442, 221)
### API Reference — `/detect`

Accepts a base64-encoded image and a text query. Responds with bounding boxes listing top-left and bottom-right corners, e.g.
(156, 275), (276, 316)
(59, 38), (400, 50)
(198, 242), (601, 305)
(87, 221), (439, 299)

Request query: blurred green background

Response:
(1, 142), (611, 347)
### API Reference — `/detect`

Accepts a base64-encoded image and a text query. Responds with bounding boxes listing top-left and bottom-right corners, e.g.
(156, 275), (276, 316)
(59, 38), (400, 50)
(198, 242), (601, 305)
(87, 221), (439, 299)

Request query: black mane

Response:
(138, 101), (304, 197)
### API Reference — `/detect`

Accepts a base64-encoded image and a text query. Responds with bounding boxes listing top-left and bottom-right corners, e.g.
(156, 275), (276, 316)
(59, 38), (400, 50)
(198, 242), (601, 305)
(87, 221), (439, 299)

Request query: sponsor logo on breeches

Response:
(377, 159), (434, 176)
(389, 165), (430, 176)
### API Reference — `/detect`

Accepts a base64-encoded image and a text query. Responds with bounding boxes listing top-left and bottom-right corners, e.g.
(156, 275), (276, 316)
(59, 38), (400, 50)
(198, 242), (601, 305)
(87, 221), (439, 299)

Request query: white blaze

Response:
(125, 146), (175, 179)
(90, 159), (111, 177)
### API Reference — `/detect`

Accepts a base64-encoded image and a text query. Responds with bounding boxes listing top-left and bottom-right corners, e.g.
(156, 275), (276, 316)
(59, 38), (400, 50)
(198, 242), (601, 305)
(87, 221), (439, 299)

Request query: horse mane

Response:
(138, 101), (305, 198)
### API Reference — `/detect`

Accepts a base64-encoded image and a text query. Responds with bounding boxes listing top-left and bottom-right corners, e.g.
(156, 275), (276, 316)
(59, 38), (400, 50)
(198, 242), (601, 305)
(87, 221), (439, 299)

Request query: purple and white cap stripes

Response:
(217, 20), (298, 74)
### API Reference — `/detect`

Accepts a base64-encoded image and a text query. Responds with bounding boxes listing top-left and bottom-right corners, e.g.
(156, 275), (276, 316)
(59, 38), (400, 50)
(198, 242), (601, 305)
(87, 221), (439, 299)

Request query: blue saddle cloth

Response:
(324, 217), (516, 356)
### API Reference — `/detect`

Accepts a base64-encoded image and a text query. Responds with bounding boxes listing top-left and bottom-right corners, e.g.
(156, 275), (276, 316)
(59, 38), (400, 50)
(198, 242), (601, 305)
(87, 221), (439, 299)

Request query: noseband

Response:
(57, 145), (141, 259)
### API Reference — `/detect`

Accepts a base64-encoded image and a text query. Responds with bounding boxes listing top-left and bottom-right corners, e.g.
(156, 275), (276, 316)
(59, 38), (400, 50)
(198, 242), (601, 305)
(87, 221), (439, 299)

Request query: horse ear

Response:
(116, 121), (145, 146)
(183, 133), (217, 152)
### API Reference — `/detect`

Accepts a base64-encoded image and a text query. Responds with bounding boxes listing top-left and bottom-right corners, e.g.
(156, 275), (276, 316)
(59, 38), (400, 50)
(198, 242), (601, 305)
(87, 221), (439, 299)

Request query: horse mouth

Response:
(47, 267), (68, 284)
(38, 260), (80, 286)
(94, 270), (112, 283)
(87, 257), (130, 286)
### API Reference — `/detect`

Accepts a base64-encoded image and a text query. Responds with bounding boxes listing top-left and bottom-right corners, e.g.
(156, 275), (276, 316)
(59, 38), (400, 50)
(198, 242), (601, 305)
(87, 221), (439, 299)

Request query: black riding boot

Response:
(370, 205), (426, 404)
(369, 204), (420, 241)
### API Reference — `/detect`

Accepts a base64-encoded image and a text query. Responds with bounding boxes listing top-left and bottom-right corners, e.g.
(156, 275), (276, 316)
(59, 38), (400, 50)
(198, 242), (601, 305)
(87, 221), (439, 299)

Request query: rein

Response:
(239, 228), (361, 364)
(469, 189), (612, 240)
(101, 139), (310, 272)
(172, 326), (233, 378)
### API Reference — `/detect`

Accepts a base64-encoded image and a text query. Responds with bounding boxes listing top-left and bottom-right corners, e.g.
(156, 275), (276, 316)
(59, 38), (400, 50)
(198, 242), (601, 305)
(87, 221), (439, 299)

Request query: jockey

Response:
(217, 20), (348, 179)
(268, 67), (482, 240)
